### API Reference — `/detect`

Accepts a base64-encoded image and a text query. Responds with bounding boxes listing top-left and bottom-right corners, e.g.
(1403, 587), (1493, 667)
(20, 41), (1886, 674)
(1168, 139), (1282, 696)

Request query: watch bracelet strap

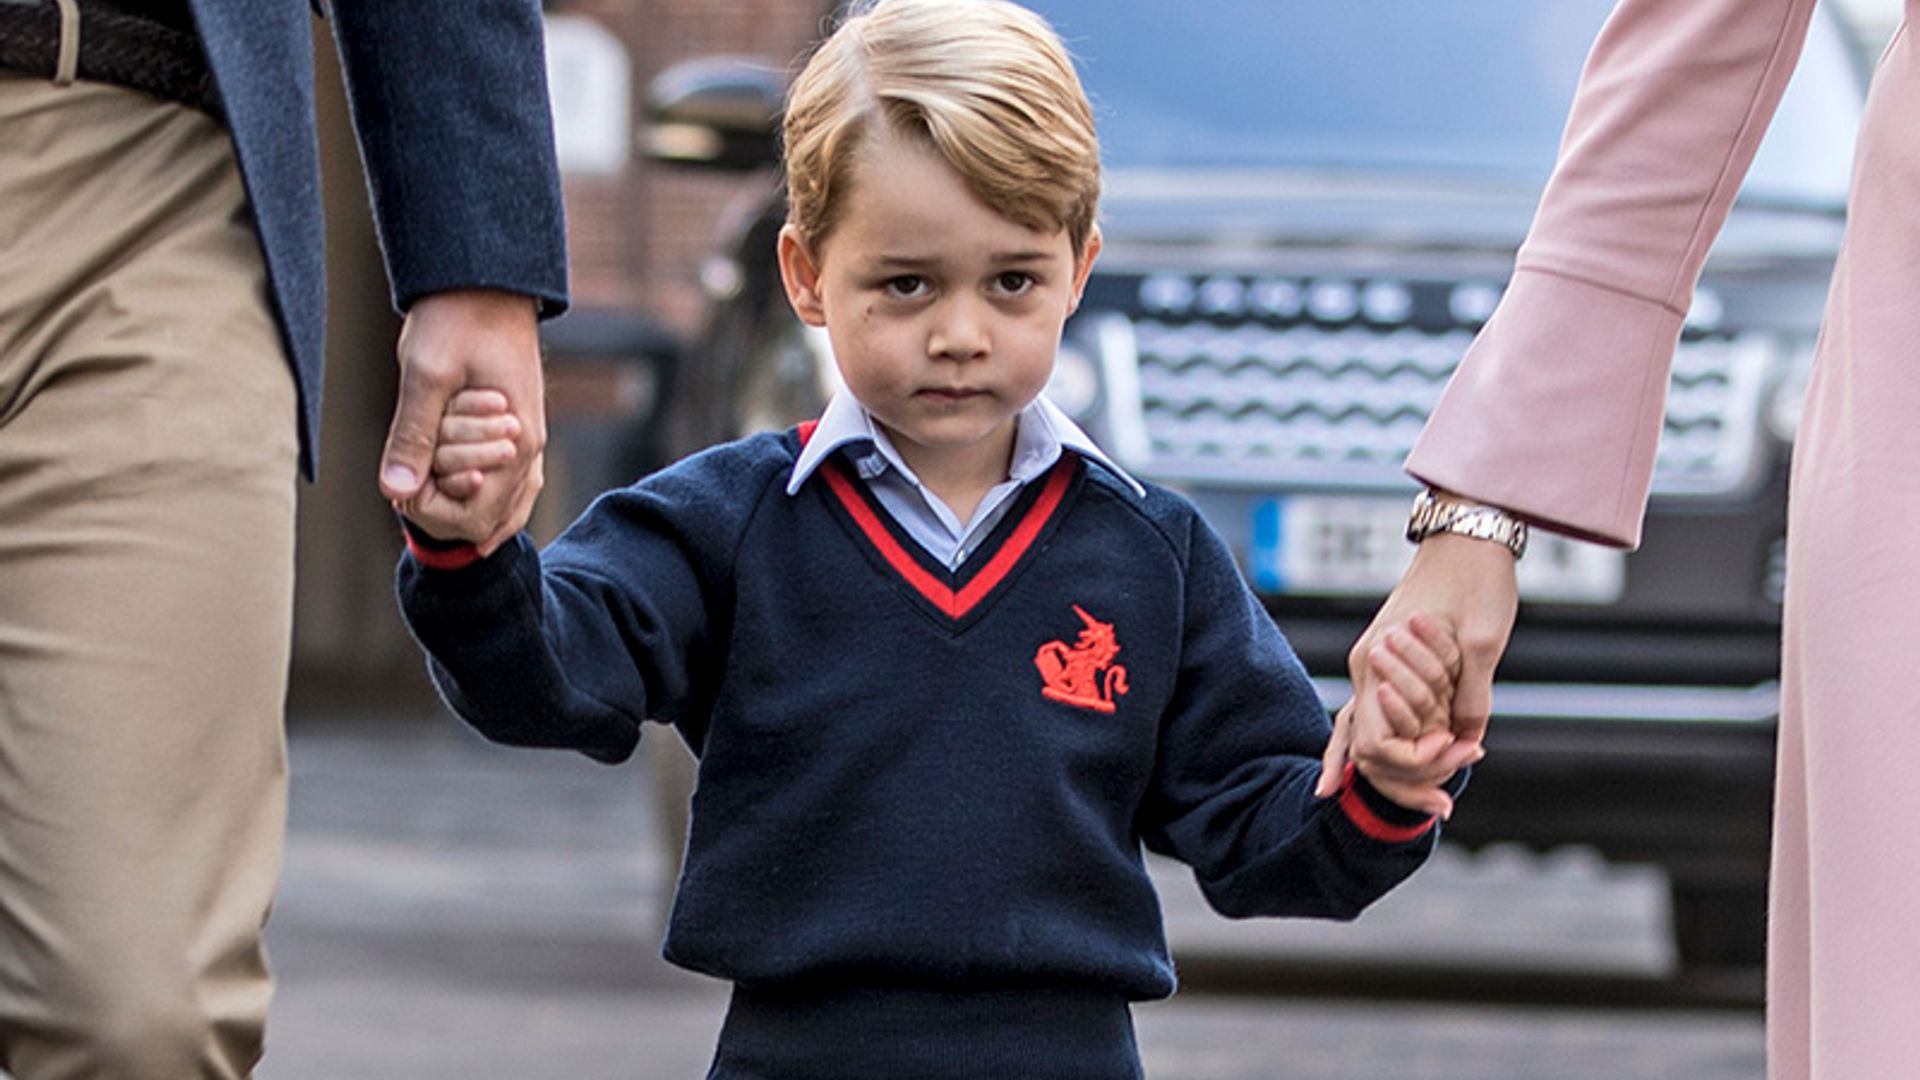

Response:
(1406, 490), (1529, 559)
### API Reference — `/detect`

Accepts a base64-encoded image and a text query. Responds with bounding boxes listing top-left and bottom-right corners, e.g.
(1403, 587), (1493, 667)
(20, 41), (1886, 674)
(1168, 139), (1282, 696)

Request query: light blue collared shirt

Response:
(787, 392), (1145, 569)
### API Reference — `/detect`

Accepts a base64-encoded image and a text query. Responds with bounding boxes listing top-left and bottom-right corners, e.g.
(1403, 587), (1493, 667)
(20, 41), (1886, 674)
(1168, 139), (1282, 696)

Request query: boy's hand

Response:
(1338, 612), (1483, 818)
(394, 389), (523, 544)
(1364, 611), (1458, 732)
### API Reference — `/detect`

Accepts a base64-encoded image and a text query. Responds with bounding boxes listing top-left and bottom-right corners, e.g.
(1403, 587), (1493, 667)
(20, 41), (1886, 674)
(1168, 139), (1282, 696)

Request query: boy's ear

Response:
(1067, 225), (1103, 314)
(777, 224), (829, 327)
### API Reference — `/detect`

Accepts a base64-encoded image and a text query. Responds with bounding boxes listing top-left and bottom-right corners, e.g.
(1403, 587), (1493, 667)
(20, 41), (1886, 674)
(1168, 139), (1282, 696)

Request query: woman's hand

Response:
(1316, 531), (1520, 815)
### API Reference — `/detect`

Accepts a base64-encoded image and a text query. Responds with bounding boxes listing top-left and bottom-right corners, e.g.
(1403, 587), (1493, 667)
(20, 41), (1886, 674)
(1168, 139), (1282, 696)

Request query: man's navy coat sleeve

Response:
(328, 0), (569, 317)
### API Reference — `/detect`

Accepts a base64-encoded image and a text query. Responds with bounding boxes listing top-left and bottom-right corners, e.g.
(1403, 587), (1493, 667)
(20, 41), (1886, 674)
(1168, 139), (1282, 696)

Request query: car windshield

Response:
(1032, 0), (1860, 209)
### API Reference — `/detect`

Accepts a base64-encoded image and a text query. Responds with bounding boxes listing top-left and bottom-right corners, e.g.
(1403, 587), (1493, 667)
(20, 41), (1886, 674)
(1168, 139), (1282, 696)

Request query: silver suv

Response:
(644, 0), (1865, 971)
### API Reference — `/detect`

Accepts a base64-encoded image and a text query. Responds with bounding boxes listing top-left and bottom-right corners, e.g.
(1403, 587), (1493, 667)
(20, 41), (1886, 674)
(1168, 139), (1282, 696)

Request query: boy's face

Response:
(778, 133), (1100, 483)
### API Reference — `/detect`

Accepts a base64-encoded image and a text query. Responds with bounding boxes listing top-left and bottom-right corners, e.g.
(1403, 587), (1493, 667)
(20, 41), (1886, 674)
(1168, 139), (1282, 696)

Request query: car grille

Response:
(1086, 274), (1774, 495)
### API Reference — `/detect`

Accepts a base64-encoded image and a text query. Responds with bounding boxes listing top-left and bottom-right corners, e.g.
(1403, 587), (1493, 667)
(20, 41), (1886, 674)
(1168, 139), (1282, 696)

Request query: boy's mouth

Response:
(917, 387), (987, 403)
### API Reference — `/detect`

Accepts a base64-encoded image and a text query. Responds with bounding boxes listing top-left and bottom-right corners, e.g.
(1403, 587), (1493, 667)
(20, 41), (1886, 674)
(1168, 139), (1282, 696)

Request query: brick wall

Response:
(554, 0), (827, 333)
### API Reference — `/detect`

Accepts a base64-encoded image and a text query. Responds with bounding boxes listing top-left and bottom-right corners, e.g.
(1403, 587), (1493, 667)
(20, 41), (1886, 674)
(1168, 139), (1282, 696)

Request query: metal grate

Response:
(1089, 274), (1774, 495)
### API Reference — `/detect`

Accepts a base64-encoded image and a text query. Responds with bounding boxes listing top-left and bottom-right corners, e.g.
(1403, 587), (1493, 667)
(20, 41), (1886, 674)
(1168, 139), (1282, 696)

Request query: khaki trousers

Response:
(0, 71), (297, 1079)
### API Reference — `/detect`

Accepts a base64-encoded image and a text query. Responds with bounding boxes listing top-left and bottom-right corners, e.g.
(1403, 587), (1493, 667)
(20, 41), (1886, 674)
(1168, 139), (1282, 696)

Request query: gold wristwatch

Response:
(1405, 488), (1529, 559)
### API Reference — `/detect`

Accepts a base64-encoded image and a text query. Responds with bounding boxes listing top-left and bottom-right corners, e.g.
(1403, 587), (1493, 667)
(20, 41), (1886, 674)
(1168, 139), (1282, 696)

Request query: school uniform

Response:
(399, 400), (1458, 1079)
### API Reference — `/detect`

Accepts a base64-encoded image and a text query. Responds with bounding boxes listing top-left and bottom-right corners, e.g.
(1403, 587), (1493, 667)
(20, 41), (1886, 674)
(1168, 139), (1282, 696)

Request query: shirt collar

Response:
(785, 391), (885, 494)
(786, 391), (1145, 498)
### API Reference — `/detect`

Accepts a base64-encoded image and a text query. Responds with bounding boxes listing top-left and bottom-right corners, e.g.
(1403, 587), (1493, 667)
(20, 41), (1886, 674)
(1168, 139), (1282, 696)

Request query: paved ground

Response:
(258, 711), (1765, 1080)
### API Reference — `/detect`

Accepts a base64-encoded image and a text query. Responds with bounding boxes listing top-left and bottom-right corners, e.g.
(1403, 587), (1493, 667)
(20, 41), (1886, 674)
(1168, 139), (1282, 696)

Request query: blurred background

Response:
(268, 2), (1905, 1077)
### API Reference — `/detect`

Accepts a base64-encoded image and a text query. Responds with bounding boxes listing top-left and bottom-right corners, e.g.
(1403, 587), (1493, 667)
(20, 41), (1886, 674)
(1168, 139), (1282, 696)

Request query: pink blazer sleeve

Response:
(1403, 0), (1819, 547)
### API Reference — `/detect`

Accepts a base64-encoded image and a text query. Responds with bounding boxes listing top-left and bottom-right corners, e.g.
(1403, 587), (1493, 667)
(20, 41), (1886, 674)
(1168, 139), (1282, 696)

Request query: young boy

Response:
(396, 2), (1477, 1076)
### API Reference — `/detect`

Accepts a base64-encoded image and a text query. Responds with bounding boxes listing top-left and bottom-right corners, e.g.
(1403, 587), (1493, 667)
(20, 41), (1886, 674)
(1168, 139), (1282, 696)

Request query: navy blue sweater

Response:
(397, 428), (1454, 1076)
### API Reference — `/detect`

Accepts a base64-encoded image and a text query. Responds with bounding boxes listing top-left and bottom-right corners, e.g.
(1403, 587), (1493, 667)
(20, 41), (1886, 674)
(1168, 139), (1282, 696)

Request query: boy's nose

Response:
(928, 298), (990, 361)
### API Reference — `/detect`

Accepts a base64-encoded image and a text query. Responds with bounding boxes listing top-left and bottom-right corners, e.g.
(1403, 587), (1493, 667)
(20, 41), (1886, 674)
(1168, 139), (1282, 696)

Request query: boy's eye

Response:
(994, 271), (1036, 295)
(883, 275), (928, 298)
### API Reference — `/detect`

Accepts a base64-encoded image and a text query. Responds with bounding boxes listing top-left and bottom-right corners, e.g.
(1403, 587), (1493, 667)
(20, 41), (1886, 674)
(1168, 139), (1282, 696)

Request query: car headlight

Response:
(1685, 287), (1725, 333)
(1048, 340), (1101, 420)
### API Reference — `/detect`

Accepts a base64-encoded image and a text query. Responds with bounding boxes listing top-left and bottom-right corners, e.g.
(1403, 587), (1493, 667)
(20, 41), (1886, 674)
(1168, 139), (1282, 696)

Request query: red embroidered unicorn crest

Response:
(1034, 605), (1130, 714)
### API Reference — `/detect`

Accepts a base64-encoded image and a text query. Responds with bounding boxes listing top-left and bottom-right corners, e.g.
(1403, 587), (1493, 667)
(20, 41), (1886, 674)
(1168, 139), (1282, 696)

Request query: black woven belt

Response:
(0, 1), (223, 120)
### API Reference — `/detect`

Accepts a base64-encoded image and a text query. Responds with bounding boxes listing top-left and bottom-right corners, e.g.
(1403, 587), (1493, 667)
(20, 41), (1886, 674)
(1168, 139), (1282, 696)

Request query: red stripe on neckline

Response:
(954, 464), (1071, 614)
(820, 458), (1074, 621)
(822, 464), (960, 614)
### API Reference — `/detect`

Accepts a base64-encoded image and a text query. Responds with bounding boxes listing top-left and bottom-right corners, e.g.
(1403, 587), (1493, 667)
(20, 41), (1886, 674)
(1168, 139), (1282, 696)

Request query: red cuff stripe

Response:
(1337, 764), (1436, 843)
(405, 533), (483, 571)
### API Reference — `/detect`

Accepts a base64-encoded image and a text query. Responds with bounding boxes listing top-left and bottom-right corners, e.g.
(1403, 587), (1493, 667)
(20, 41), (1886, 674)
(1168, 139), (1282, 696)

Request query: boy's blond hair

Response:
(782, 0), (1100, 254)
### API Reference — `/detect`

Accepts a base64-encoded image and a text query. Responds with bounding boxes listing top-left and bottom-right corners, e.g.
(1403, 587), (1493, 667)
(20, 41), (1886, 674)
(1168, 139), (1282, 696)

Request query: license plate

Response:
(1248, 495), (1626, 604)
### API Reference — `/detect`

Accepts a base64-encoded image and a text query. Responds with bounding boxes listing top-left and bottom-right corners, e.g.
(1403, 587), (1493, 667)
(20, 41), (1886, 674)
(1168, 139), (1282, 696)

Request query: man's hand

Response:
(378, 289), (546, 555)
(1316, 529), (1520, 815)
